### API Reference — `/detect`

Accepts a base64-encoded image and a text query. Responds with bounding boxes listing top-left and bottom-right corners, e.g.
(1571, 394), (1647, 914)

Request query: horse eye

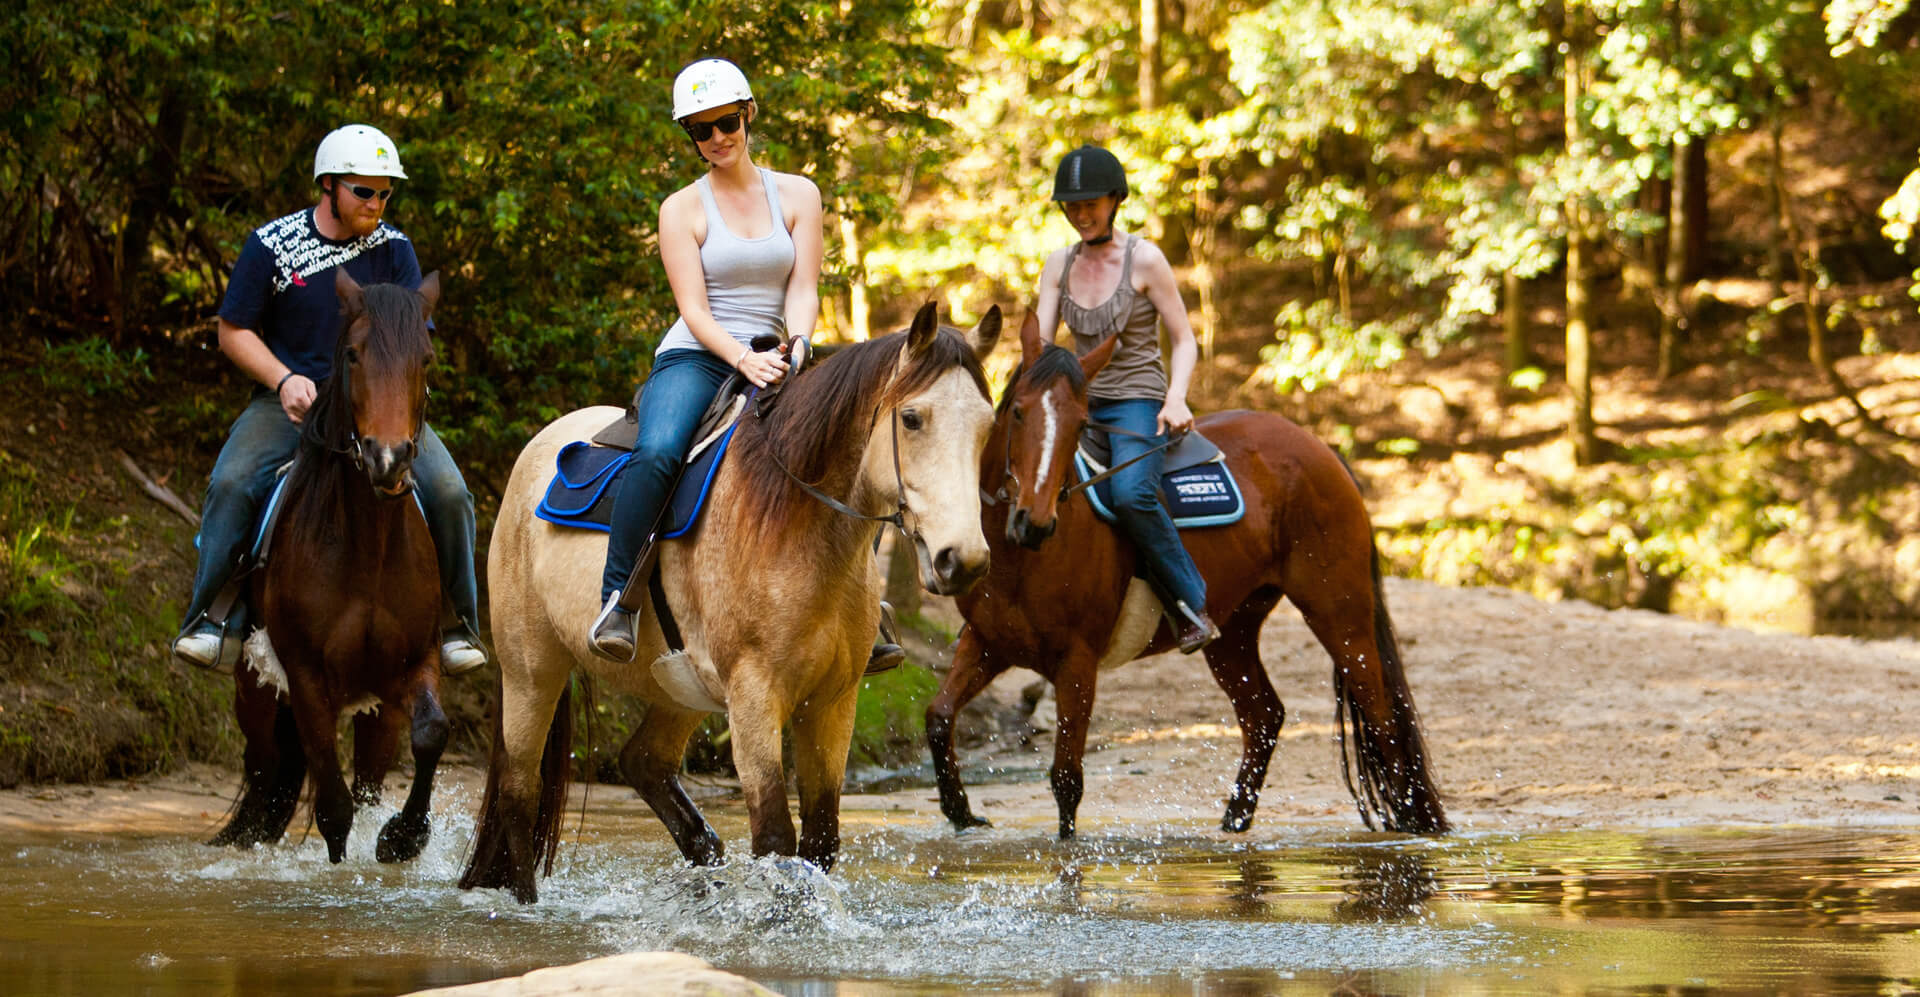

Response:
(345, 347), (360, 365)
(1011, 405), (1025, 424)
(901, 410), (924, 431)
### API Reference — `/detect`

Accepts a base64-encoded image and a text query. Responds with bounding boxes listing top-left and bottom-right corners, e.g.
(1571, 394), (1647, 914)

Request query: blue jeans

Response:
(177, 393), (480, 641)
(1091, 398), (1207, 613)
(601, 348), (734, 602)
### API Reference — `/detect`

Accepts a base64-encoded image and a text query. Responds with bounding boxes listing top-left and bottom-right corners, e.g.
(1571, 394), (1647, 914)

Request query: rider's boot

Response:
(441, 629), (487, 676)
(173, 619), (227, 672)
(1173, 600), (1220, 655)
(864, 600), (907, 676)
(589, 590), (638, 662)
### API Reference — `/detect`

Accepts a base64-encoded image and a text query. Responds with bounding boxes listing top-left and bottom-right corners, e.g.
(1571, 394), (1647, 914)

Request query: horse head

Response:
(331, 269), (438, 496)
(871, 301), (1001, 595)
(993, 310), (1116, 549)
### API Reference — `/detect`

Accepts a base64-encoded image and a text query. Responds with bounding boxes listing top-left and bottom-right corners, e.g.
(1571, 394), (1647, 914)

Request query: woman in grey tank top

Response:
(1032, 145), (1218, 654)
(591, 58), (825, 657)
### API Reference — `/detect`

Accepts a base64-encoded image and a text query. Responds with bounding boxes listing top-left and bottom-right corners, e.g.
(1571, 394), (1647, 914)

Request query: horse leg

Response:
(791, 681), (860, 871)
(283, 668), (354, 862)
(729, 685), (797, 858)
(350, 707), (406, 807)
(378, 684), (449, 863)
(616, 702), (723, 865)
(925, 628), (1008, 831)
(1203, 588), (1287, 833)
(210, 671), (306, 847)
(1049, 648), (1101, 840)
(460, 644), (573, 903)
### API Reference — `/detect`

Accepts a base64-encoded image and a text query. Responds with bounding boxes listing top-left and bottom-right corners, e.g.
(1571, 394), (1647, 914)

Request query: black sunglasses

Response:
(681, 110), (746, 143)
(342, 183), (394, 203)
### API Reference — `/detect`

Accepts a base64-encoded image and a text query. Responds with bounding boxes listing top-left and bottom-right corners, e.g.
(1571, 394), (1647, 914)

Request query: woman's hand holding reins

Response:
(278, 373), (317, 424)
(1157, 398), (1194, 438)
(735, 345), (789, 389)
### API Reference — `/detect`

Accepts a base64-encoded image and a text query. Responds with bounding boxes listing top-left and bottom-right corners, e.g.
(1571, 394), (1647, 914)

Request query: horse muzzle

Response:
(1006, 507), (1056, 550)
(915, 532), (989, 596)
(361, 438), (418, 497)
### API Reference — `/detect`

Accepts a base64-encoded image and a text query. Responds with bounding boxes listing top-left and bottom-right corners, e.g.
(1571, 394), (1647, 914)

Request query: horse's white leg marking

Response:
(1096, 579), (1161, 671)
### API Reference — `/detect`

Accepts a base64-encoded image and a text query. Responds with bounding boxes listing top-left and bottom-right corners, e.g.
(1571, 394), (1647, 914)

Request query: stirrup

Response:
(589, 590), (637, 662)
(1173, 600), (1219, 654)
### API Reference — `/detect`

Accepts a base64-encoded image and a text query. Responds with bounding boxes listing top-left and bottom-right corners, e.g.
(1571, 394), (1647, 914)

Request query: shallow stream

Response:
(5, 789), (1920, 995)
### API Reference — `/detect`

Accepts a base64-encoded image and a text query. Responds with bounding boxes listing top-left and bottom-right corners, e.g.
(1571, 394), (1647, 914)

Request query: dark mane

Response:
(733, 327), (989, 531)
(290, 283), (433, 499)
(996, 342), (1086, 415)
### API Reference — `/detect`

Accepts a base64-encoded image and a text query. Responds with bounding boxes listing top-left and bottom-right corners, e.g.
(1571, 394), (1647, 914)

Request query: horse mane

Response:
(289, 283), (433, 502)
(732, 327), (990, 532)
(997, 343), (1087, 415)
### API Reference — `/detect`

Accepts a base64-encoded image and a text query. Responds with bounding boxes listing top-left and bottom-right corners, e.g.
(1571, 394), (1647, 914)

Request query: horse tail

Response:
(1334, 540), (1451, 834)
(460, 671), (576, 892)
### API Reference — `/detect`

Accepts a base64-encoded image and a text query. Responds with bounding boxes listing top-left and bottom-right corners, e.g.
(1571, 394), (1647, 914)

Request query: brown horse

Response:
(925, 313), (1448, 839)
(461, 303), (1000, 903)
(210, 270), (450, 864)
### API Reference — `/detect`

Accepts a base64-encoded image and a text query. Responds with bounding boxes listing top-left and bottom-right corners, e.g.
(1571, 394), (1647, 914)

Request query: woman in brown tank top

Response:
(1032, 145), (1218, 653)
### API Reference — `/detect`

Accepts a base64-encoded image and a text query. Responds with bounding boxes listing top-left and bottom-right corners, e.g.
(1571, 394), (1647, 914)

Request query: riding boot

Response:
(1173, 600), (1220, 655)
(865, 600), (907, 676)
(590, 590), (638, 662)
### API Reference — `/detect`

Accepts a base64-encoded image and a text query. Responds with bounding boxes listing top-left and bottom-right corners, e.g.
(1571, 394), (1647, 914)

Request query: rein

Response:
(983, 413), (1180, 507)
(766, 399), (910, 537)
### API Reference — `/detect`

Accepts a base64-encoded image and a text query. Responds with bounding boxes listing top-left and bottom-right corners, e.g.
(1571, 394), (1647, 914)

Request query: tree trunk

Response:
(1503, 270), (1528, 374)
(884, 532), (922, 618)
(839, 213), (870, 341)
(1565, 2), (1599, 465)
(1658, 135), (1691, 381)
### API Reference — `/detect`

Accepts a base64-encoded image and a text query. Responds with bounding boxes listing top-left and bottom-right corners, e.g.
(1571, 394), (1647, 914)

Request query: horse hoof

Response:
(376, 815), (431, 863)
(1220, 811), (1255, 833)
(949, 814), (992, 833)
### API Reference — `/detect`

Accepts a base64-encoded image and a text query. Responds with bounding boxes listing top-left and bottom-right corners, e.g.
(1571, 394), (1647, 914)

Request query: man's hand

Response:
(279, 374), (317, 424)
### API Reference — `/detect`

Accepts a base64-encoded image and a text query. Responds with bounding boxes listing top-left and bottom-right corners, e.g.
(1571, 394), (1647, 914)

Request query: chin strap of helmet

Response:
(1084, 196), (1121, 246)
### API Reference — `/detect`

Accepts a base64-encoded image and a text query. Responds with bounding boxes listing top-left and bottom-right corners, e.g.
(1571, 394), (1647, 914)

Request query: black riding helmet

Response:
(1053, 144), (1128, 203)
(1054, 145), (1127, 245)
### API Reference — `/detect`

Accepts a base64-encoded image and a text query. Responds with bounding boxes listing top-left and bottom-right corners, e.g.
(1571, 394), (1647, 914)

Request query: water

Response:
(4, 787), (1920, 995)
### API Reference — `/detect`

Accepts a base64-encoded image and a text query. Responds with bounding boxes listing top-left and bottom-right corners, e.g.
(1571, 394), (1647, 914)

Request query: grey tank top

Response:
(655, 168), (796, 356)
(1060, 235), (1168, 401)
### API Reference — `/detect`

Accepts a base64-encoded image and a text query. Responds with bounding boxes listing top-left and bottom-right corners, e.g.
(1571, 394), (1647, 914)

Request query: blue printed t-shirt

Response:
(218, 207), (422, 385)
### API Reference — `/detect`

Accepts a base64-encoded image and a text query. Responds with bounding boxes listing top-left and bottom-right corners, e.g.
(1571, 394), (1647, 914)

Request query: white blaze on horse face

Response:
(879, 365), (994, 596)
(1036, 390), (1060, 496)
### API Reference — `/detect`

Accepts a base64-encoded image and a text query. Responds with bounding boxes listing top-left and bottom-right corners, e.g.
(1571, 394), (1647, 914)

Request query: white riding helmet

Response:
(672, 59), (753, 122)
(312, 124), (408, 182)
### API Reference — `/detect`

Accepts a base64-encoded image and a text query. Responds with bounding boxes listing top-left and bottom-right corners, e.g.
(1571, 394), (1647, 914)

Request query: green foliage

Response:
(0, 458), (80, 630)
(849, 663), (941, 769)
(29, 338), (153, 399)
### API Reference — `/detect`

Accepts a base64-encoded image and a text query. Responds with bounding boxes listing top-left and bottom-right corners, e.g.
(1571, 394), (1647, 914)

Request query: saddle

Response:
(1073, 426), (1245, 529)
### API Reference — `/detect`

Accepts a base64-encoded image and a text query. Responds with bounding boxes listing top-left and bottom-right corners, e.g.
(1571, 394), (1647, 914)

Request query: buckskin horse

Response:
(461, 303), (1000, 903)
(210, 270), (450, 864)
(925, 313), (1448, 838)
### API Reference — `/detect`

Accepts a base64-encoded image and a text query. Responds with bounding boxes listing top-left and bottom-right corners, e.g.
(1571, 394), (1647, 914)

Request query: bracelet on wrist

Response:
(275, 371), (295, 393)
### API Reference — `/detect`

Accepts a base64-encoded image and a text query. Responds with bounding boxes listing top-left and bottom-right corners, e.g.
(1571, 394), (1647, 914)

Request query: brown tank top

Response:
(1059, 235), (1168, 402)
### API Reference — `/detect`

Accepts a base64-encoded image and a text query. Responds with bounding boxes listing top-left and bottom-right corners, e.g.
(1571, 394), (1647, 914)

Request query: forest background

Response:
(7, 0), (1920, 784)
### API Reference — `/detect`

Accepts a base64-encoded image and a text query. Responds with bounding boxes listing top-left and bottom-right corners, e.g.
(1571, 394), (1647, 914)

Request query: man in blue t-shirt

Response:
(172, 124), (486, 676)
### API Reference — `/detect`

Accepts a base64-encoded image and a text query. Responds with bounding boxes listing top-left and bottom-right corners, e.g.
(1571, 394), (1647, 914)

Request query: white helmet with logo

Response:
(312, 124), (408, 181)
(672, 59), (753, 122)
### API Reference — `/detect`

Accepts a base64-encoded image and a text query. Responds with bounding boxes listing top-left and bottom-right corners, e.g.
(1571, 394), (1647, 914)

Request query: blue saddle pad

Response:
(1072, 450), (1245, 529)
(535, 425), (739, 537)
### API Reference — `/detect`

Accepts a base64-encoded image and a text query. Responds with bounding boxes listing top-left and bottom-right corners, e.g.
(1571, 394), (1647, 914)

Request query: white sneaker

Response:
(173, 627), (224, 671)
(441, 637), (486, 676)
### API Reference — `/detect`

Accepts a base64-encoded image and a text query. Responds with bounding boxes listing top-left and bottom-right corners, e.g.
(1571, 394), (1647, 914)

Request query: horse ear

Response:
(907, 299), (939, 356)
(1081, 332), (1120, 381)
(1018, 310), (1043, 370)
(966, 305), (1002, 362)
(335, 267), (365, 316)
(417, 271), (442, 321)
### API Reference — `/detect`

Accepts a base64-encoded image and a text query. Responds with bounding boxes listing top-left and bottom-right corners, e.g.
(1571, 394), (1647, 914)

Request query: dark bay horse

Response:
(209, 270), (450, 864)
(925, 313), (1448, 838)
(461, 303), (999, 903)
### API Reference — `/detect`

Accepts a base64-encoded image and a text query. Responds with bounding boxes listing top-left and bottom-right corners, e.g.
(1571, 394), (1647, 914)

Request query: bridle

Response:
(982, 374), (1179, 508)
(766, 394), (913, 553)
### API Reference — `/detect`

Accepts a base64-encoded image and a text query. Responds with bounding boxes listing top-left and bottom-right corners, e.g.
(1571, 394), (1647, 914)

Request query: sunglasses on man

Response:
(681, 109), (745, 143)
(340, 183), (394, 203)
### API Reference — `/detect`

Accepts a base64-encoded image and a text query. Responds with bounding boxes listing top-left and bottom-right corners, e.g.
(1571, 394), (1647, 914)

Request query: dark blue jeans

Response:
(1091, 398), (1207, 613)
(601, 348), (734, 602)
(177, 392), (480, 640)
